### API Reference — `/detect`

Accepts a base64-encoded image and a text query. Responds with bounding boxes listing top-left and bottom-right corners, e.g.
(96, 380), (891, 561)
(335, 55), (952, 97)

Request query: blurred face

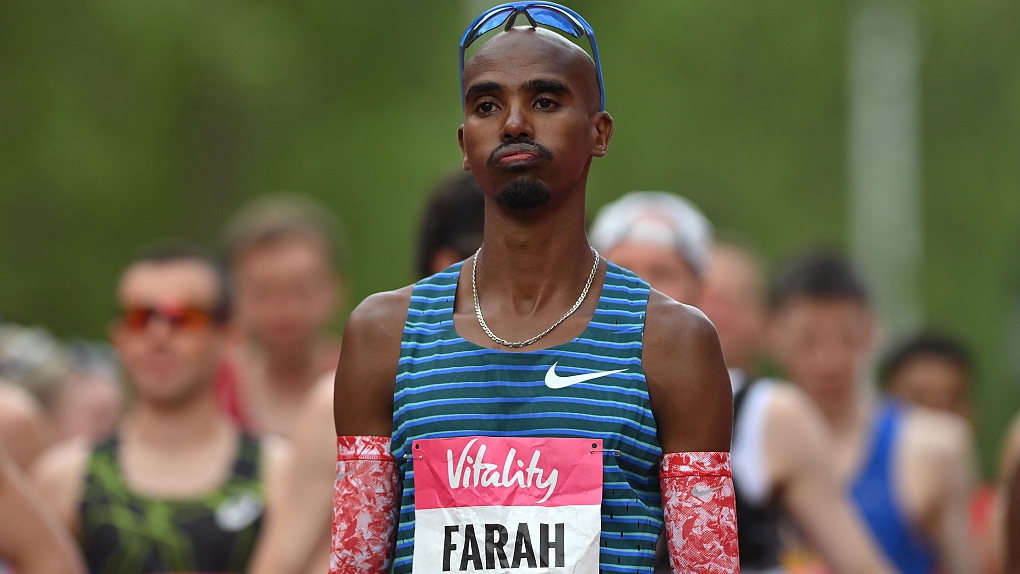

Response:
(111, 261), (229, 406)
(700, 247), (765, 371)
(888, 355), (969, 418)
(233, 235), (338, 355)
(604, 242), (700, 305)
(771, 297), (874, 408)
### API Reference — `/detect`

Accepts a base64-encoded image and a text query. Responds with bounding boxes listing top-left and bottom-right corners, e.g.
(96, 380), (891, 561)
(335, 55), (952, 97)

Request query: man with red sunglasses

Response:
(32, 242), (288, 574)
(331, 3), (737, 573)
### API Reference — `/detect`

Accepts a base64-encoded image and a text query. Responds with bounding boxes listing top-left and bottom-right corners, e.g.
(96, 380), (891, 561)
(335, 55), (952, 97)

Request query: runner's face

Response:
(233, 235), (338, 355)
(603, 242), (700, 306)
(888, 355), (969, 418)
(770, 298), (873, 407)
(112, 261), (229, 406)
(459, 29), (610, 207)
(700, 248), (765, 371)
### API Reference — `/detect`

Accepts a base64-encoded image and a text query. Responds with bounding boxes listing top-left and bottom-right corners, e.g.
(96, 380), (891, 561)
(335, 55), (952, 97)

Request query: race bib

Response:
(411, 436), (603, 573)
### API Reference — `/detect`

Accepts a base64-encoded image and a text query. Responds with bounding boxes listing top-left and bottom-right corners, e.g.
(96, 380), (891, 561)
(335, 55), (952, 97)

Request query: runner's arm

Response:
(767, 386), (894, 574)
(642, 292), (738, 571)
(330, 289), (410, 574)
(0, 445), (85, 574)
(928, 416), (975, 574)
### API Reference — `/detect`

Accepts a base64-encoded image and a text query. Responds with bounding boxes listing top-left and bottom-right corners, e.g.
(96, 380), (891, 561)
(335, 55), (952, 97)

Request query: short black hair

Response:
(126, 240), (232, 321)
(771, 250), (869, 309)
(879, 331), (973, 389)
(415, 172), (486, 279)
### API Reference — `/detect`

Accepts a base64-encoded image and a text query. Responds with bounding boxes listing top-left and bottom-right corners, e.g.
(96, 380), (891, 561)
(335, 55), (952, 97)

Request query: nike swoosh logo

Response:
(691, 485), (724, 498)
(544, 362), (626, 389)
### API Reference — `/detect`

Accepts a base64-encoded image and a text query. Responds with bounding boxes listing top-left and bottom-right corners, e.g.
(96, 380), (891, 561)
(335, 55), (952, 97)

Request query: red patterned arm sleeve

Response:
(329, 435), (400, 574)
(660, 451), (740, 573)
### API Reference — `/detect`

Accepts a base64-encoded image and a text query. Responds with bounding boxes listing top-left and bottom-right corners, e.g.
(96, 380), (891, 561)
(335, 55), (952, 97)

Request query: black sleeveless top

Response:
(80, 434), (264, 574)
(733, 377), (784, 570)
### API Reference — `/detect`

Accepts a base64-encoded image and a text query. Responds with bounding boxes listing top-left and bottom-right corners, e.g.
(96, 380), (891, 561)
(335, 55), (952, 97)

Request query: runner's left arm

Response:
(642, 291), (739, 572)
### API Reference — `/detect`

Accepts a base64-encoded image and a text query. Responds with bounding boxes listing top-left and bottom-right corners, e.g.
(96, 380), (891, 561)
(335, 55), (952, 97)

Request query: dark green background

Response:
(1, 1), (1018, 474)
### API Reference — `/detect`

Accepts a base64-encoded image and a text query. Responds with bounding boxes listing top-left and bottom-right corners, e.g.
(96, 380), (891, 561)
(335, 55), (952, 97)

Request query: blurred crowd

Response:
(1, 176), (1019, 573)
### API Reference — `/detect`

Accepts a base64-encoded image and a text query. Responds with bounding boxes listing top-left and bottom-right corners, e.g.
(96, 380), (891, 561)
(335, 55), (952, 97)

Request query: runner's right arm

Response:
(330, 288), (411, 574)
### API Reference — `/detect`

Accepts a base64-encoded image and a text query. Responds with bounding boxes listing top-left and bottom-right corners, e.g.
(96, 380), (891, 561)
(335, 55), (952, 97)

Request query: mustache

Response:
(486, 138), (554, 166)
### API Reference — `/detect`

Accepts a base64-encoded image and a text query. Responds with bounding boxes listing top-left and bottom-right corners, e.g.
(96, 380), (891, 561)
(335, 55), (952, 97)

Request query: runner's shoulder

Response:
(342, 286), (415, 349)
(643, 288), (719, 352)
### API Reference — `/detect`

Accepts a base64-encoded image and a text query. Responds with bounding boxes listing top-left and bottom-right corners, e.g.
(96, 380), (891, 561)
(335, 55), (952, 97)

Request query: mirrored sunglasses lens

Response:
(472, 8), (514, 41)
(528, 8), (581, 37)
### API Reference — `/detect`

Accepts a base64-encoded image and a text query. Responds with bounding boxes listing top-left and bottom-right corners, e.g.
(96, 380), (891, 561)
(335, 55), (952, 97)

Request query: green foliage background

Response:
(2, 1), (1019, 473)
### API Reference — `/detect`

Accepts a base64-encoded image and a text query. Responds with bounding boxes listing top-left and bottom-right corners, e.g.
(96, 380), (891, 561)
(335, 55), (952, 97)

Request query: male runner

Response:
(251, 173), (486, 574)
(879, 332), (973, 420)
(0, 444), (84, 574)
(591, 196), (892, 573)
(331, 4), (737, 572)
(32, 242), (287, 574)
(700, 242), (892, 574)
(589, 191), (711, 306)
(218, 194), (344, 437)
(770, 251), (973, 574)
(415, 171), (486, 278)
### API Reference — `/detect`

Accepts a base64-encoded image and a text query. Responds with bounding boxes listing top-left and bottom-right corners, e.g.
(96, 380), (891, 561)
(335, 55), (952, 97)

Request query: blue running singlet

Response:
(391, 261), (664, 573)
(849, 400), (937, 574)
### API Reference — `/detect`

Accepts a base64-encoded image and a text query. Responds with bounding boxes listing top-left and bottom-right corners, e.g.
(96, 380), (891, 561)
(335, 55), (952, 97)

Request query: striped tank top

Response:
(392, 261), (664, 573)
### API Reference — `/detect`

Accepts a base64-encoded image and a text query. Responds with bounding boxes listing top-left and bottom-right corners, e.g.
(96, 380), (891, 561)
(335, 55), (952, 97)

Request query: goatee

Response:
(495, 178), (552, 211)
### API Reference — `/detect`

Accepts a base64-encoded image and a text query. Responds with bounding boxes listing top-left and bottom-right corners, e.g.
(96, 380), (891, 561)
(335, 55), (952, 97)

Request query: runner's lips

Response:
(490, 143), (546, 167)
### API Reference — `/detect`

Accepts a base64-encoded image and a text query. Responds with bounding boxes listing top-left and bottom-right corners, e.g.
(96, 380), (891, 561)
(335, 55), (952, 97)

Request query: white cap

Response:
(589, 191), (714, 276)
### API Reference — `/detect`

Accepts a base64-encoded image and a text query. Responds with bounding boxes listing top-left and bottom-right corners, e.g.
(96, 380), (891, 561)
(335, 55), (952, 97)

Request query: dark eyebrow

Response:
(464, 81), (502, 102)
(525, 79), (569, 96)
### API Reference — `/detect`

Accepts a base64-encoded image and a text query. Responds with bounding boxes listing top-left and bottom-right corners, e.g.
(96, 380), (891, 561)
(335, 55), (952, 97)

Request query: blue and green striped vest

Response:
(392, 261), (664, 573)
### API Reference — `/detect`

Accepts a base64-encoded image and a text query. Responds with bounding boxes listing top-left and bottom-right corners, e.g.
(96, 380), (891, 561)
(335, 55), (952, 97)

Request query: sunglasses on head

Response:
(120, 304), (224, 332)
(459, 1), (605, 111)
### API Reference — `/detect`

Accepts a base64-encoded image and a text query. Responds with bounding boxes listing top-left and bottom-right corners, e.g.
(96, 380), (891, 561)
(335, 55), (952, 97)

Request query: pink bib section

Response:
(411, 436), (603, 573)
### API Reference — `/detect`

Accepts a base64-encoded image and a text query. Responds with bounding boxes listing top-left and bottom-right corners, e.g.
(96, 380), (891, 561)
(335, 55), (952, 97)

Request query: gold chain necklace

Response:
(471, 246), (599, 349)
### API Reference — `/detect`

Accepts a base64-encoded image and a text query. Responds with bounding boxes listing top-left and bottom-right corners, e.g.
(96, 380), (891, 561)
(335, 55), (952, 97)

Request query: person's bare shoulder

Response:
(764, 383), (836, 480)
(903, 405), (972, 464)
(334, 286), (414, 437)
(0, 382), (51, 469)
(29, 436), (90, 532)
(641, 289), (731, 454)
(260, 434), (292, 503)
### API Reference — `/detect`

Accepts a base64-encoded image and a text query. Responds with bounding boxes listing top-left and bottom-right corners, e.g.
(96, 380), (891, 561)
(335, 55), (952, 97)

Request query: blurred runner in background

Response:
(219, 194), (345, 437)
(591, 194), (891, 574)
(31, 242), (288, 574)
(770, 251), (973, 574)
(250, 171), (485, 574)
(879, 332), (997, 573)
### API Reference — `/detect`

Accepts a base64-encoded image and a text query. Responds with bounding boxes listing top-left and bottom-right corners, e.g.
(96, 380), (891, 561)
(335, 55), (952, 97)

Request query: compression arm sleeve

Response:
(329, 436), (399, 574)
(660, 451), (740, 573)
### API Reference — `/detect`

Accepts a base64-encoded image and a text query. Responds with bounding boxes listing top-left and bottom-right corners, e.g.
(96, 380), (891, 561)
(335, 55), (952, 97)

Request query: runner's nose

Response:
(502, 100), (534, 142)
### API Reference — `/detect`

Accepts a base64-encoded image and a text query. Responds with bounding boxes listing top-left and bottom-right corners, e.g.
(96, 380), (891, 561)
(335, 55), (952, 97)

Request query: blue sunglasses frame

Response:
(459, 2), (605, 111)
